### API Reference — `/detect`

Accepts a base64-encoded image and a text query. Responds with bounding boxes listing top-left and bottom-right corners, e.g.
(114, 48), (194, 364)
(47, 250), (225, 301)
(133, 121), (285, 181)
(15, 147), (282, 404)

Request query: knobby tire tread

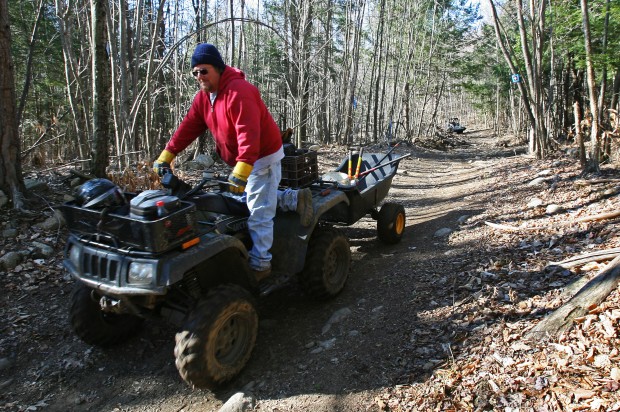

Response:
(69, 284), (142, 347)
(298, 227), (351, 300)
(174, 284), (257, 389)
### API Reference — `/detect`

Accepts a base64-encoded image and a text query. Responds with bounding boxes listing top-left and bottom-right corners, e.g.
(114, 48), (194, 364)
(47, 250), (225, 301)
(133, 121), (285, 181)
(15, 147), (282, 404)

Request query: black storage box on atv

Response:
(129, 190), (181, 219)
(61, 191), (197, 253)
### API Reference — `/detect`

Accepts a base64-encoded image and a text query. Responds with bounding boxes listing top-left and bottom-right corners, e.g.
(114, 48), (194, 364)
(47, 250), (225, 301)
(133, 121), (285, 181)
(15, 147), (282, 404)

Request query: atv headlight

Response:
(128, 262), (155, 285)
(69, 245), (81, 268)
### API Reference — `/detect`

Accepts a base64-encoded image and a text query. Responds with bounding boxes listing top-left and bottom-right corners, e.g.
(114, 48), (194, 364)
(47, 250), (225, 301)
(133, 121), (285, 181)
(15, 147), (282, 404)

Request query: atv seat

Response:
(189, 192), (250, 216)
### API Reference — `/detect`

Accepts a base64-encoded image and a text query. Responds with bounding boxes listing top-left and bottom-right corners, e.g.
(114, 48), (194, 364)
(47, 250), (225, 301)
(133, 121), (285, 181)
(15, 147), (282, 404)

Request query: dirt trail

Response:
(0, 129), (508, 412)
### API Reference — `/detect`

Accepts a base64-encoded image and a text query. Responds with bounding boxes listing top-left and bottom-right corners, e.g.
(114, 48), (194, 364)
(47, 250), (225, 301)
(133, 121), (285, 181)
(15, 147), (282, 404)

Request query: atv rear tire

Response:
(298, 227), (351, 300)
(377, 202), (406, 244)
(69, 284), (142, 347)
(174, 284), (258, 389)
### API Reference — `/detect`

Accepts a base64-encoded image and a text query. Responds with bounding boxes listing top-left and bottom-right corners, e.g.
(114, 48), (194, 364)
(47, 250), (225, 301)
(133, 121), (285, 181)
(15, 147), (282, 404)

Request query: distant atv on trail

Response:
(61, 147), (409, 389)
(447, 118), (466, 134)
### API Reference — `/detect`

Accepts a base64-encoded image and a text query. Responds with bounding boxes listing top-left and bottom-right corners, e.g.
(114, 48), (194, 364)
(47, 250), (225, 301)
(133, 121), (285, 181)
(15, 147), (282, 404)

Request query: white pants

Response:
(243, 160), (281, 271)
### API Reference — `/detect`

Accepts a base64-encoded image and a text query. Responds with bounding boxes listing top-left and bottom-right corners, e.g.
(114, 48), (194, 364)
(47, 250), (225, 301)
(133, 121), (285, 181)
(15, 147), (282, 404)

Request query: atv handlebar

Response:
(160, 169), (238, 199)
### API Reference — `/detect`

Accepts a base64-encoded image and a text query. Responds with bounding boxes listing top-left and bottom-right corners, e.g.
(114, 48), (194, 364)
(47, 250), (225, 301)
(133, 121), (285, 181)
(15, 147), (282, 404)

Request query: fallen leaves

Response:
(378, 155), (620, 411)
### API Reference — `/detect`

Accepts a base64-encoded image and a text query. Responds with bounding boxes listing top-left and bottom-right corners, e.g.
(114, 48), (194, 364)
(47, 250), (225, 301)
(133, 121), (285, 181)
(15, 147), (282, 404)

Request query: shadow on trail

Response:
(227, 212), (578, 402)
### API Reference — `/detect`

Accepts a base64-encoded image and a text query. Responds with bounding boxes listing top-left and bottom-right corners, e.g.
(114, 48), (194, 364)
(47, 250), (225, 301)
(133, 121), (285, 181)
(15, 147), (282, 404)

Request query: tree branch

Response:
(527, 255), (620, 340)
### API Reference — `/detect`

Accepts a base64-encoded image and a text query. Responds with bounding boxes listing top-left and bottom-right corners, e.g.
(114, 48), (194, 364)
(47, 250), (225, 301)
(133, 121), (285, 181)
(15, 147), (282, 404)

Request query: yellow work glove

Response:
(153, 149), (175, 176)
(227, 162), (253, 194)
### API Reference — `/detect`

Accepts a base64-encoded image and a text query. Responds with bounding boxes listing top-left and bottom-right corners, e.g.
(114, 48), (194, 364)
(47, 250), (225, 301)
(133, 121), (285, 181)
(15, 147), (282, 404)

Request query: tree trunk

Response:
(611, 68), (620, 113)
(228, 0), (235, 67)
(0, 0), (26, 209)
(192, 0), (200, 43)
(90, 0), (112, 177)
(597, 0), (611, 125)
(155, 3), (167, 154)
(295, 0), (312, 146)
(516, 0), (548, 158)
(415, 1), (438, 138)
(581, 0), (601, 173)
(343, 0), (364, 145)
(55, 0), (90, 160)
(488, 0), (537, 146)
(527, 255), (620, 340)
(237, 0), (245, 68)
(371, 0), (386, 143)
(335, 1), (352, 144)
(561, 57), (572, 134)
(571, 67), (587, 169)
(426, 76), (445, 136)
(143, 0), (166, 159)
(319, 0), (333, 144)
(117, 0), (131, 166)
(16, 0), (44, 129)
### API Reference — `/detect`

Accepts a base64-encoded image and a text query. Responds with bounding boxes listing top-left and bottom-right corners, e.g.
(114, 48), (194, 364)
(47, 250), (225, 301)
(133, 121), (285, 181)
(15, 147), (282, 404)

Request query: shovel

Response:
(356, 153), (411, 180)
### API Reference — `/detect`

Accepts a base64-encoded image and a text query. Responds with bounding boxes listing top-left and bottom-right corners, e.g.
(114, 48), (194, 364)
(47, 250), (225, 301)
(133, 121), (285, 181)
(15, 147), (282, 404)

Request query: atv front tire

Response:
(377, 202), (406, 244)
(298, 227), (351, 300)
(174, 285), (258, 389)
(69, 284), (142, 347)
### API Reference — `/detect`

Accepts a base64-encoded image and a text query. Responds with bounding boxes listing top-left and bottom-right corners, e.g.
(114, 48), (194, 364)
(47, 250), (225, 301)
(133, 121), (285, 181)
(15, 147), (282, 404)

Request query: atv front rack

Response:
(61, 198), (197, 253)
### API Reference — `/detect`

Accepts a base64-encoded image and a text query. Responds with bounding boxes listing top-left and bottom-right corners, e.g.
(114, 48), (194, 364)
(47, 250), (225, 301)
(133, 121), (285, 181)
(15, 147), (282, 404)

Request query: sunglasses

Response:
(192, 69), (209, 77)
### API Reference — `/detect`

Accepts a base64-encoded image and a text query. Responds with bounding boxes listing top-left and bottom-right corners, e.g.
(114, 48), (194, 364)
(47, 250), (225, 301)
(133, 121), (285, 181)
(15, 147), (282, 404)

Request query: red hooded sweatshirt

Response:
(166, 67), (282, 167)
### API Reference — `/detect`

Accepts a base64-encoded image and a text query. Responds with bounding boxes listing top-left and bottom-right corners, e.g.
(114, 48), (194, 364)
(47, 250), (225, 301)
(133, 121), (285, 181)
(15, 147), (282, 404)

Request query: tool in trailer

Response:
(356, 153), (411, 181)
(347, 148), (353, 179)
(375, 142), (401, 167)
(354, 146), (364, 179)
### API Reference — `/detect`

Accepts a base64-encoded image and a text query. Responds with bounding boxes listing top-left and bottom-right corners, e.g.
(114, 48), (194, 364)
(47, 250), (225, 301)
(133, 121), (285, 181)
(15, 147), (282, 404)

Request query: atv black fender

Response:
(271, 190), (349, 274)
(162, 233), (254, 291)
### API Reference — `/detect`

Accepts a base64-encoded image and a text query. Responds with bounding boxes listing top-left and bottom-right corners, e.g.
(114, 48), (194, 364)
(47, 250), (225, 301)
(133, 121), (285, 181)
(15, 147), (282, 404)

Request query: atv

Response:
(447, 118), (466, 134)
(61, 148), (408, 389)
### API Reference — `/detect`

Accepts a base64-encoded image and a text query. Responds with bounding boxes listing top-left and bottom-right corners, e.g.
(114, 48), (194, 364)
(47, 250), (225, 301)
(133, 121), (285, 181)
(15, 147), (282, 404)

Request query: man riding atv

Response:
(154, 43), (312, 281)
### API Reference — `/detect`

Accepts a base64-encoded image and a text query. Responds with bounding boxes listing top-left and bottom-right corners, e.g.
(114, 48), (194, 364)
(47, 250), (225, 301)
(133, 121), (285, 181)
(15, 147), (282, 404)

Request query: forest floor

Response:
(1, 129), (620, 411)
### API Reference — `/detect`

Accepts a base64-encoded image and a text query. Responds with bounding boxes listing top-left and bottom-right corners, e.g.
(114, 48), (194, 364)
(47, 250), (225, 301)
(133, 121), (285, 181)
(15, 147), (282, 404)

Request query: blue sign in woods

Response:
(511, 74), (521, 83)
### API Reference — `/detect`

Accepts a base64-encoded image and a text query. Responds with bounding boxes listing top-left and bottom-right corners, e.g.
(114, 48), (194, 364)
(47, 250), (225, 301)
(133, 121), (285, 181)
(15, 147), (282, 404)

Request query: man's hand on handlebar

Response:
(154, 149), (175, 176)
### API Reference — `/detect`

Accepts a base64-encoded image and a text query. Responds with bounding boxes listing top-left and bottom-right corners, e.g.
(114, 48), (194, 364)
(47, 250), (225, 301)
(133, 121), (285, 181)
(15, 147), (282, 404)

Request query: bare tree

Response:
(90, 0), (112, 177)
(292, 0), (313, 146)
(55, 0), (90, 160)
(611, 69), (620, 113)
(580, 0), (601, 172)
(0, 0), (25, 209)
(516, 0), (549, 156)
(571, 62), (587, 168)
(596, 0), (611, 126)
(342, 0), (364, 145)
(229, 0), (235, 66)
(16, 0), (44, 129)
(488, 0), (542, 156)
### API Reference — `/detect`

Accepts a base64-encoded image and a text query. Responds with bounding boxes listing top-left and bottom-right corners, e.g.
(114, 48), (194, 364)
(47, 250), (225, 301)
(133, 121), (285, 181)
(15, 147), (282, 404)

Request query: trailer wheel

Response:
(174, 285), (258, 389)
(69, 284), (142, 347)
(298, 227), (351, 300)
(377, 203), (406, 244)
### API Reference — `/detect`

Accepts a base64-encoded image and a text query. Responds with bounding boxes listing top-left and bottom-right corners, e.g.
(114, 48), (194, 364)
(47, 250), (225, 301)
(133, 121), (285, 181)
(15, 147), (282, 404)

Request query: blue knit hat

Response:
(191, 43), (226, 70)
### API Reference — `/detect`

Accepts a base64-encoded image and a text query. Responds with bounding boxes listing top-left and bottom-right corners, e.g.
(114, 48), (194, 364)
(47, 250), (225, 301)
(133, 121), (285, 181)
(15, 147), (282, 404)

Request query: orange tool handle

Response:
(347, 150), (352, 178)
(354, 147), (364, 178)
